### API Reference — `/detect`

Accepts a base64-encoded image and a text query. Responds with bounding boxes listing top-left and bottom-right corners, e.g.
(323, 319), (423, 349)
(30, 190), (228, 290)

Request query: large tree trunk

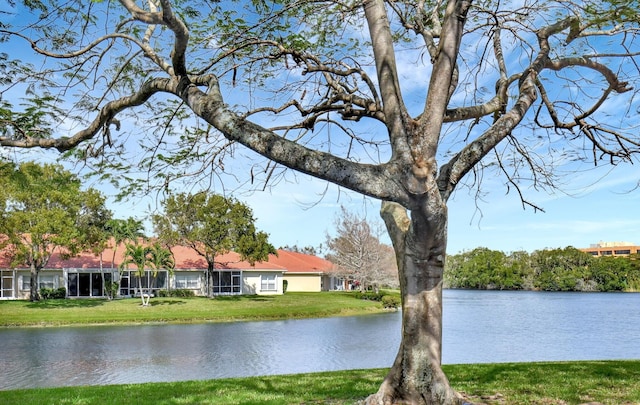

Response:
(207, 262), (214, 298)
(367, 202), (463, 405)
(29, 263), (39, 302)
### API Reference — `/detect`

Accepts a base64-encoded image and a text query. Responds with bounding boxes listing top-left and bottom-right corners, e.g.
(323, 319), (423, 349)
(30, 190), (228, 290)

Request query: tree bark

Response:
(367, 202), (463, 405)
(29, 263), (39, 302)
(207, 262), (214, 298)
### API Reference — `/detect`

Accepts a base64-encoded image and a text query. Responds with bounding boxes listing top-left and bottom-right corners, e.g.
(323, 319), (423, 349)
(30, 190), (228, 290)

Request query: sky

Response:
(2, 1), (640, 256)
(95, 157), (640, 256)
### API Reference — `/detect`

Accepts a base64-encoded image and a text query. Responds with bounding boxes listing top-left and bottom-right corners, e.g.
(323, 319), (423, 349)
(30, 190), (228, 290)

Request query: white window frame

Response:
(39, 275), (56, 289)
(175, 274), (200, 289)
(260, 274), (277, 292)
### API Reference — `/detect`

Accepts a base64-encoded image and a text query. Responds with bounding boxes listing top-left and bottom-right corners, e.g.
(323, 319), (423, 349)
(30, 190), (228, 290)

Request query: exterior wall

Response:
(171, 270), (207, 296)
(243, 271), (283, 295)
(323, 275), (348, 291)
(284, 273), (322, 292)
(14, 270), (64, 300)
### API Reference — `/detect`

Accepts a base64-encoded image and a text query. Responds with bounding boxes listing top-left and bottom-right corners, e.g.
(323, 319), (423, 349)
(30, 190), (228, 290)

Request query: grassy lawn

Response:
(0, 292), (391, 327)
(0, 361), (638, 404)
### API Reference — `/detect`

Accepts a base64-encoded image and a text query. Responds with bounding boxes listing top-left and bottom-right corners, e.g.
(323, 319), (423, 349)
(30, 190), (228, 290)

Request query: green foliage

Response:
(39, 287), (66, 300)
(152, 192), (276, 268)
(0, 162), (109, 300)
(157, 289), (195, 298)
(381, 295), (400, 309)
(354, 291), (384, 301)
(104, 280), (119, 300)
(445, 246), (640, 292)
(531, 247), (593, 291)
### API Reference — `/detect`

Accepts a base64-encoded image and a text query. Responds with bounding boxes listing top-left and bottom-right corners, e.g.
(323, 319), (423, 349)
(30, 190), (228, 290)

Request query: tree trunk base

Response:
(364, 388), (468, 405)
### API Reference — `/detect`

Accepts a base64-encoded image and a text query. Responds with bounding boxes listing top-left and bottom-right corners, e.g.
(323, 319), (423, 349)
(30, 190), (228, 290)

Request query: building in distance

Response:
(580, 241), (640, 257)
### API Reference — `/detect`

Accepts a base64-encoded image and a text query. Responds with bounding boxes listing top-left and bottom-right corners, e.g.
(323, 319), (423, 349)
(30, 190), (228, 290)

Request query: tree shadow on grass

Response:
(149, 299), (186, 306)
(26, 299), (106, 309)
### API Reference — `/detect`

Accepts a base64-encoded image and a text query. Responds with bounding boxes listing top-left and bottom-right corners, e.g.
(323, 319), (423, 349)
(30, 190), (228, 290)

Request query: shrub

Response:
(157, 289), (195, 298)
(354, 291), (385, 301)
(40, 287), (66, 300)
(381, 295), (400, 309)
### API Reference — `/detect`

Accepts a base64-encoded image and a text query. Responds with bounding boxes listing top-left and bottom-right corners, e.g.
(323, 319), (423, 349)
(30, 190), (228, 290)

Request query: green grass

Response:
(0, 292), (391, 327)
(1, 361), (638, 404)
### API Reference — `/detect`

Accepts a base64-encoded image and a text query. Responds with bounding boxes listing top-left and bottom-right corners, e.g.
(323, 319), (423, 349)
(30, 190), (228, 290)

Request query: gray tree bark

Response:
(363, 203), (463, 404)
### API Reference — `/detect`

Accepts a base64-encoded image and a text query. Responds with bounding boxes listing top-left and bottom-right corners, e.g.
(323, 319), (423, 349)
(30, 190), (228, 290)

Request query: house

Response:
(0, 241), (338, 300)
(273, 250), (340, 292)
(579, 241), (640, 257)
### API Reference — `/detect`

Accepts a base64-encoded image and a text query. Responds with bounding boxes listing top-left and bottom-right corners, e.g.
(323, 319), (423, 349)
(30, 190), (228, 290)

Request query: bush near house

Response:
(353, 291), (400, 309)
(39, 287), (67, 300)
(156, 289), (196, 298)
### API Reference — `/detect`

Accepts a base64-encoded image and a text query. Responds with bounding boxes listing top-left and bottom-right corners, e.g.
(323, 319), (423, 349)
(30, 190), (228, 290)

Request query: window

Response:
(39, 275), (55, 289)
(175, 274), (200, 289)
(614, 250), (631, 255)
(124, 270), (169, 296)
(22, 275), (30, 290)
(261, 274), (277, 291)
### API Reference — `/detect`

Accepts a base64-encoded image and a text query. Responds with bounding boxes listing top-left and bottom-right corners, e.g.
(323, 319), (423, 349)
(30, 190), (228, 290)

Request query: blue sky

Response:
(236, 163), (640, 255)
(95, 153), (640, 255)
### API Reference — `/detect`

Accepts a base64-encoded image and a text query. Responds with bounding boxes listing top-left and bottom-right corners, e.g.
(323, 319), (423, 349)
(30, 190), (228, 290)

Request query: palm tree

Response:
(105, 218), (146, 299)
(148, 243), (175, 294)
(120, 243), (153, 306)
(105, 218), (146, 268)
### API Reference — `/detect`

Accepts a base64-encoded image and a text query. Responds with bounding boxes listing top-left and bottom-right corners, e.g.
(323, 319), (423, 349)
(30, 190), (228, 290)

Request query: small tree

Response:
(152, 192), (276, 297)
(120, 243), (153, 306)
(147, 242), (175, 293)
(0, 162), (109, 301)
(104, 217), (146, 298)
(326, 207), (398, 292)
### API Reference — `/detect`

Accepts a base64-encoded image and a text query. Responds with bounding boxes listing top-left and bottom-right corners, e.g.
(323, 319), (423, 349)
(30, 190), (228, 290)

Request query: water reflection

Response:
(1, 290), (639, 390)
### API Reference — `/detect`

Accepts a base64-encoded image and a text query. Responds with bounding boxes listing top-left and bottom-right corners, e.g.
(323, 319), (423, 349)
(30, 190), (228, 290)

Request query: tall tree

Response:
(0, 162), (110, 301)
(1, 1), (639, 402)
(326, 207), (398, 291)
(152, 192), (276, 297)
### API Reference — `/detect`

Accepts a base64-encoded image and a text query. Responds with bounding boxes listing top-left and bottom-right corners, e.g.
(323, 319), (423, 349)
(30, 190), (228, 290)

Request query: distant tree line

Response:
(444, 247), (640, 292)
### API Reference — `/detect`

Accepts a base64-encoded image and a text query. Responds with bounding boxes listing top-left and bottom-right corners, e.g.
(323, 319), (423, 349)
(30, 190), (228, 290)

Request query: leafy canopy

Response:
(0, 161), (111, 269)
(152, 192), (276, 265)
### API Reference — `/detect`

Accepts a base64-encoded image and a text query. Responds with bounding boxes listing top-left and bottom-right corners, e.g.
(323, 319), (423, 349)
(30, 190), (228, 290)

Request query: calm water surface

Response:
(1, 290), (639, 390)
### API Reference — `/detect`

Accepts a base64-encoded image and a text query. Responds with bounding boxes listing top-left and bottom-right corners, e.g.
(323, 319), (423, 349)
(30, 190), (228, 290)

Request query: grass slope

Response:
(0, 292), (388, 327)
(1, 361), (639, 404)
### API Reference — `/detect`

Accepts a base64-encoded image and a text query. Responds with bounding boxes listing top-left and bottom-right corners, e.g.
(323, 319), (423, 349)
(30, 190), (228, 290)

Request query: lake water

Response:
(1, 290), (639, 390)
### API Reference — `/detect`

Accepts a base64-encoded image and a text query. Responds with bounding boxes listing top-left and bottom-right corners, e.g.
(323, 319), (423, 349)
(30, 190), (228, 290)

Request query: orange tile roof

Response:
(0, 240), (333, 273)
(268, 250), (334, 273)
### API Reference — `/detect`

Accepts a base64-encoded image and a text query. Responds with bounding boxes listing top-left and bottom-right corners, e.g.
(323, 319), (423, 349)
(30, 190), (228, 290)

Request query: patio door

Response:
(67, 271), (111, 297)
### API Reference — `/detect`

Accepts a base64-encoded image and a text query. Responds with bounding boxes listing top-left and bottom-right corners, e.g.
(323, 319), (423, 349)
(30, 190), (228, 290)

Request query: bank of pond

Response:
(1, 361), (639, 405)
(445, 246), (640, 292)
